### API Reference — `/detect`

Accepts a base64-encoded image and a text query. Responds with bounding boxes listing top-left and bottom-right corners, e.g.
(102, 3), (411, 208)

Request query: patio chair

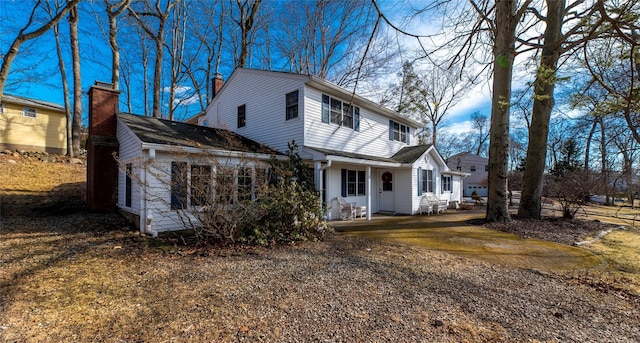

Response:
(336, 196), (364, 220)
(419, 195), (434, 215)
(425, 194), (448, 214)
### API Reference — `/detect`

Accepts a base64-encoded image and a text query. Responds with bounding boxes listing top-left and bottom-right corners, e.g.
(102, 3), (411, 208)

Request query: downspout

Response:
(315, 160), (332, 219)
(366, 166), (371, 220)
(140, 148), (158, 237)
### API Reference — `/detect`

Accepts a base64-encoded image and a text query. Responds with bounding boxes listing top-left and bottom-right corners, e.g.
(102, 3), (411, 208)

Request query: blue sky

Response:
(0, 0), (493, 131)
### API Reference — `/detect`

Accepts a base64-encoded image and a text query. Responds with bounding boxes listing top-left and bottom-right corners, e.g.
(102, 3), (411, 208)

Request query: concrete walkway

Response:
(330, 210), (602, 273)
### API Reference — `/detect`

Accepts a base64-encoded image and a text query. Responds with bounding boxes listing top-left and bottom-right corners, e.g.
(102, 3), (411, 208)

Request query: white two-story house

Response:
(87, 69), (467, 236)
(199, 68), (467, 220)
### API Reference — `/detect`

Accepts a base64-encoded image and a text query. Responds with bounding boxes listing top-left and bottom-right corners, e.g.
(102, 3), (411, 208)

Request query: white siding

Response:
(303, 86), (416, 157)
(116, 120), (143, 215)
(202, 70), (306, 154)
(324, 164), (379, 220)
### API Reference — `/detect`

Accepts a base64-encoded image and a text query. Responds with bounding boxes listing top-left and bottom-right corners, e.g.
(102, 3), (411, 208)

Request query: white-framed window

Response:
(23, 107), (37, 118)
(389, 120), (410, 144)
(321, 94), (360, 131)
(442, 176), (451, 192)
(417, 168), (434, 195)
(125, 163), (132, 208)
(191, 164), (212, 207)
(237, 104), (246, 128)
(285, 90), (298, 120)
(341, 169), (366, 196)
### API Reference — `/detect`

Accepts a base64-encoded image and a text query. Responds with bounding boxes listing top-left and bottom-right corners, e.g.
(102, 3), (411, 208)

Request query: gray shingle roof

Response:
(308, 144), (432, 164)
(1, 94), (64, 112)
(118, 113), (281, 155)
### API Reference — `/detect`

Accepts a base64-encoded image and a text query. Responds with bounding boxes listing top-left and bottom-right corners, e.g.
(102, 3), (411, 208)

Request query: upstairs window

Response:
(23, 107), (36, 118)
(470, 165), (476, 172)
(286, 90), (298, 120)
(237, 104), (246, 128)
(330, 98), (342, 124)
(389, 120), (410, 144)
(323, 94), (360, 131)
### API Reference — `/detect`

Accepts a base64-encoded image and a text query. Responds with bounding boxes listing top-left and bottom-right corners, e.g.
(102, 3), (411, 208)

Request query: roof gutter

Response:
(140, 142), (285, 161)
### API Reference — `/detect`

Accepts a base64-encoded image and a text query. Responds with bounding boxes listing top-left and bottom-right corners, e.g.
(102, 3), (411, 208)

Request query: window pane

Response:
(343, 104), (353, 128)
(357, 170), (365, 196)
(23, 107), (36, 118)
(125, 164), (132, 207)
(237, 104), (246, 128)
(321, 94), (330, 123)
(347, 170), (356, 196)
(393, 122), (400, 141)
(237, 168), (252, 201)
(330, 98), (342, 124)
(171, 162), (187, 210)
(191, 165), (212, 206)
(215, 167), (234, 203)
(286, 90), (298, 120)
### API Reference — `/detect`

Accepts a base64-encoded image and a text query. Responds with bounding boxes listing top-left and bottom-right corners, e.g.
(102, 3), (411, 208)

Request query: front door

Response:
(379, 170), (395, 212)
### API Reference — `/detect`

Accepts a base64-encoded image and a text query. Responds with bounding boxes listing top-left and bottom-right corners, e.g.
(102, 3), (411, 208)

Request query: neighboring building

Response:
(0, 94), (67, 154)
(446, 152), (488, 197)
(87, 69), (468, 236)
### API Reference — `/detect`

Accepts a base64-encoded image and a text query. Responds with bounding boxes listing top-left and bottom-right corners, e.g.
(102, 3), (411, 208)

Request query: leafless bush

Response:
(545, 169), (595, 219)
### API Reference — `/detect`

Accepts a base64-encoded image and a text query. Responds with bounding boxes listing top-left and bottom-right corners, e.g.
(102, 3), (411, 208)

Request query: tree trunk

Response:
(106, 0), (130, 90)
(486, 0), (518, 222)
(517, 0), (565, 219)
(70, 4), (82, 156)
(53, 24), (73, 157)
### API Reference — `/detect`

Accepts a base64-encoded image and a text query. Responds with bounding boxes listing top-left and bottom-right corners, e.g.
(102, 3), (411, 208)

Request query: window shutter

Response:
(322, 94), (330, 123)
(389, 120), (394, 140)
(341, 169), (347, 197)
(417, 167), (422, 196)
(354, 107), (360, 132)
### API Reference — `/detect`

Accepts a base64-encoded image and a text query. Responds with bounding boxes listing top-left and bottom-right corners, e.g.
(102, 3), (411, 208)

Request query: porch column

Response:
(366, 166), (372, 220)
(314, 160), (323, 205)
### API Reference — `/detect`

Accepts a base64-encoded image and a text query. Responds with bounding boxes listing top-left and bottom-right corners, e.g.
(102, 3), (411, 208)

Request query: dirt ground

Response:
(1, 154), (639, 342)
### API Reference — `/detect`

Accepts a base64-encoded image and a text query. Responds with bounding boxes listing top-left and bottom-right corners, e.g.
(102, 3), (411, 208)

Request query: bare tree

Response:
(49, 2), (72, 157)
(68, 3), (82, 156)
(0, 0), (81, 96)
(104, 0), (131, 90)
(469, 111), (490, 156)
(128, 0), (176, 118)
(518, 0), (602, 219)
(231, 0), (263, 68)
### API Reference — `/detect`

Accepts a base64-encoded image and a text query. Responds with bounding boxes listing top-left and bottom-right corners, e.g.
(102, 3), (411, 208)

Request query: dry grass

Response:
(1, 156), (640, 342)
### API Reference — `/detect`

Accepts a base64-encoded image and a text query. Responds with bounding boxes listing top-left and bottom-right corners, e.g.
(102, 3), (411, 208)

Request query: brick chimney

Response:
(86, 81), (120, 212)
(212, 73), (224, 99)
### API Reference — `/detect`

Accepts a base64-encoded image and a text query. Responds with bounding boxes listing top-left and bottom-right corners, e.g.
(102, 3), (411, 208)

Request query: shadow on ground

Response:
(330, 210), (602, 273)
